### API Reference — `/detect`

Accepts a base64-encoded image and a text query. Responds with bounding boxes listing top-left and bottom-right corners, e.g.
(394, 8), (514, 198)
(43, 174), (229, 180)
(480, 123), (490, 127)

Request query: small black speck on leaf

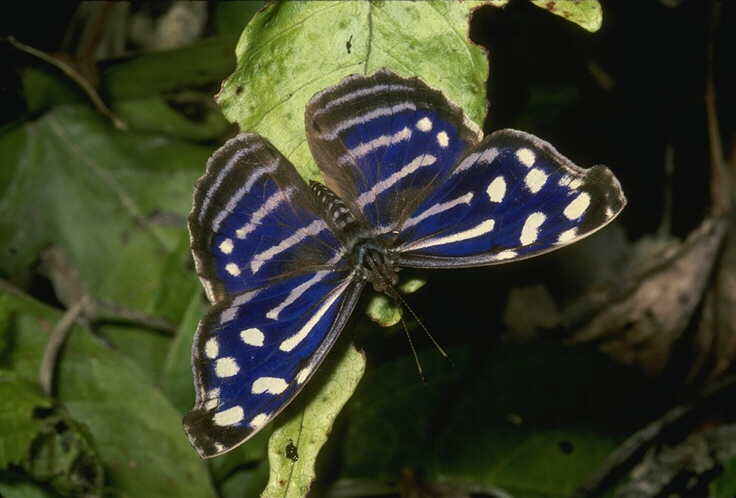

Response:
(32, 407), (54, 419)
(558, 440), (574, 454)
(285, 439), (299, 461)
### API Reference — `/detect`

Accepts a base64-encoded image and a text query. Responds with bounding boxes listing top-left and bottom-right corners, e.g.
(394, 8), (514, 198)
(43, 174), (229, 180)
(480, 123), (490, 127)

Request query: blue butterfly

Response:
(183, 69), (626, 457)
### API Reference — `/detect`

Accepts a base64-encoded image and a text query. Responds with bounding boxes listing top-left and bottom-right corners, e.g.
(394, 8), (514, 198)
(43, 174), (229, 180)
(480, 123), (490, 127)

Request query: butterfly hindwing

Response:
(393, 129), (627, 267)
(305, 69), (483, 235)
(183, 274), (363, 457)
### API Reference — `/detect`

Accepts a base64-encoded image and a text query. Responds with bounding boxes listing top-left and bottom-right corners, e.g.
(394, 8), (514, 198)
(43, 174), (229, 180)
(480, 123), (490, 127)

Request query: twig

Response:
(6, 35), (127, 131)
(570, 376), (736, 497)
(39, 295), (90, 396)
(704, 3), (729, 213)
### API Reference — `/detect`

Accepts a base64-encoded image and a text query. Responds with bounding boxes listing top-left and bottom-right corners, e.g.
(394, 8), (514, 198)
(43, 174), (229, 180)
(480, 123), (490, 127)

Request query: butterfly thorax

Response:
(310, 181), (399, 295)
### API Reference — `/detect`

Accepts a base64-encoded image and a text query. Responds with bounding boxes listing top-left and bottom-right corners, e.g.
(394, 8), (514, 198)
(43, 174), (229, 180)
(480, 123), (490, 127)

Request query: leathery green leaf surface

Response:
(218, 1), (496, 182)
(0, 288), (215, 497)
(263, 339), (365, 498)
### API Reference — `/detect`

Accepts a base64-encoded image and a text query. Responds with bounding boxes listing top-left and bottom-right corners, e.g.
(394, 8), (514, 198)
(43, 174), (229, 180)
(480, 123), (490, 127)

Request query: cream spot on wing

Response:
(436, 131), (449, 147)
(251, 377), (289, 394)
(204, 338), (219, 359)
(219, 238), (234, 254)
(516, 148), (536, 167)
(204, 388), (221, 410)
(524, 168), (548, 194)
(495, 250), (517, 260)
(417, 117), (433, 131)
(225, 263), (241, 276)
(520, 212), (546, 246)
(487, 176), (506, 203)
(215, 357), (239, 378)
(249, 413), (269, 429)
(213, 406), (244, 426)
(556, 228), (578, 244)
(252, 377), (288, 395)
(564, 192), (591, 219)
(241, 328), (265, 346)
(296, 366), (314, 385)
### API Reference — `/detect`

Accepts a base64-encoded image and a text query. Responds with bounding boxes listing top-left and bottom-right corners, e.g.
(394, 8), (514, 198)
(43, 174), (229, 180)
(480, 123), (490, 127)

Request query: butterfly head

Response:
(356, 241), (400, 295)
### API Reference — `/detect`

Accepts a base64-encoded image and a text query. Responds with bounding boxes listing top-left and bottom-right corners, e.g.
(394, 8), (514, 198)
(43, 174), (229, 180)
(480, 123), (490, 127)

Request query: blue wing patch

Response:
(185, 68), (626, 457)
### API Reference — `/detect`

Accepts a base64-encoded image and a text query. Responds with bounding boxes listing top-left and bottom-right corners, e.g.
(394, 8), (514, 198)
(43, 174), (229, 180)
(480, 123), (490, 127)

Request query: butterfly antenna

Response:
(396, 301), (426, 384)
(392, 291), (454, 369)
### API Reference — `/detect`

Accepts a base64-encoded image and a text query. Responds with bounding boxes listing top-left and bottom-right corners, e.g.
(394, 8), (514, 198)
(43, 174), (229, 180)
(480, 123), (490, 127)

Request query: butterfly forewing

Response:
(190, 134), (345, 302)
(305, 69), (483, 236)
(393, 129), (627, 267)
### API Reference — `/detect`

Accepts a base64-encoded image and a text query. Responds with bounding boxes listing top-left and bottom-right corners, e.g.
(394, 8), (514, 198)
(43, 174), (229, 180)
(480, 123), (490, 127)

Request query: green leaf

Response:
(209, 431), (271, 497)
(366, 295), (402, 327)
(20, 67), (90, 115)
(365, 275), (428, 326)
(162, 289), (206, 416)
(530, 0), (603, 33)
(102, 38), (238, 139)
(0, 477), (57, 498)
(102, 37), (239, 101)
(100, 323), (173, 386)
(214, 1), (268, 36)
(262, 340), (365, 498)
(102, 36), (239, 139)
(0, 292), (10, 355)
(341, 342), (627, 496)
(0, 287), (216, 497)
(0, 372), (54, 469)
(110, 96), (234, 141)
(711, 453), (736, 498)
(23, 400), (104, 497)
(0, 321), (102, 498)
(0, 106), (209, 309)
(56, 330), (215, 496)
(0, 121), (27, 198)
(218, 0), (493, 182)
